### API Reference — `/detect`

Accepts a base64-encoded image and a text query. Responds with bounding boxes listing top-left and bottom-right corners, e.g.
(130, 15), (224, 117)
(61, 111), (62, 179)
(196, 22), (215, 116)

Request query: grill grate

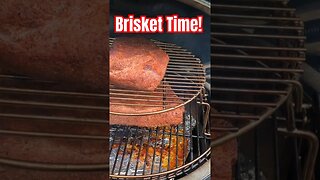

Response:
(211, 0), (305, 146)
(109, 38), (206, 115)
(110, 99), (211, 179)
(109, 39), (211, 179)
(0, 73), (109, 174)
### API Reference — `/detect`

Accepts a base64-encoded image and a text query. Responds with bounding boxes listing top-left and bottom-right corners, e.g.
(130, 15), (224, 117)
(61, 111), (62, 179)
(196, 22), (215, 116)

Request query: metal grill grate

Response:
(0, 75), (108, 171)
(109, 39), (211, 179)
(211, 0), (306, 146)
(109, 38), (206, 115)
(110, 99), (211, 179)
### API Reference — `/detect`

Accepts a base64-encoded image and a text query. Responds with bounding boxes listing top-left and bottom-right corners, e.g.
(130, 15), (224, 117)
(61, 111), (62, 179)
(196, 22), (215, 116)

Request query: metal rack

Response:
(211, 1), (318, 180)
(110, 100), (211, 179)
(110, 38), (206, 116)
(211, 0), (305, 146)
(109, 39), (211, 179)
(0, 75), (108, 171)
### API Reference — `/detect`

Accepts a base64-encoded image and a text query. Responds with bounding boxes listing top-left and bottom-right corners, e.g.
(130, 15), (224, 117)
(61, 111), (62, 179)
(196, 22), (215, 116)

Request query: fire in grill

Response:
(109, 38), (211, 179)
